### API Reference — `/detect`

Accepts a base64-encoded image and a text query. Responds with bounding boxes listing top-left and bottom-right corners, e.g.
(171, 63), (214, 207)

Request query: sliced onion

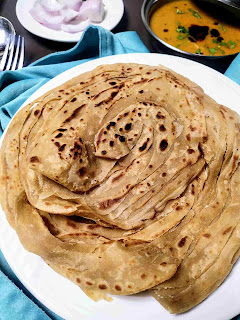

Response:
(30, 0), (104, 33)
(78, 0), (104, 23)
(60, 8), (79, 22)
(30, 2), (64, 30)
(58, 0), (82, 11)
(61, 18), (90, 33)
(40, 0), (64, 12)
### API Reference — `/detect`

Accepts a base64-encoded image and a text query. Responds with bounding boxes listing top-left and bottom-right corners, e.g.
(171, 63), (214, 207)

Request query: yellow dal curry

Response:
(150, 0), (240, 56)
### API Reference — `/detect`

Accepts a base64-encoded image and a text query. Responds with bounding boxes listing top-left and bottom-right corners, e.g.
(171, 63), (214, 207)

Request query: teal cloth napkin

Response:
(225, 53), (240, 84)
(0, 24), (239, 320)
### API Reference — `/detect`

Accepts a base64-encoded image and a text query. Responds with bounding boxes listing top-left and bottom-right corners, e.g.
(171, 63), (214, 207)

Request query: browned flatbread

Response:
(0, 63), (239, 312)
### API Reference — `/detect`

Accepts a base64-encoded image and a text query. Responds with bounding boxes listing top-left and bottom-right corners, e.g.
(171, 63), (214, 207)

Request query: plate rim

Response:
(0, 52), (240, 320)
(16, 0), (124, 43)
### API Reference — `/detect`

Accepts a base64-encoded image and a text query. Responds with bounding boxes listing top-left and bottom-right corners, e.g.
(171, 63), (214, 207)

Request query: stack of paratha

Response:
(0, 63), (239, 313)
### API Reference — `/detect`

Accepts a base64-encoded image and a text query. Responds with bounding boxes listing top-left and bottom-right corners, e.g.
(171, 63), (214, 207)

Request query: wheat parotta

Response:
(0, 63), (239, 313)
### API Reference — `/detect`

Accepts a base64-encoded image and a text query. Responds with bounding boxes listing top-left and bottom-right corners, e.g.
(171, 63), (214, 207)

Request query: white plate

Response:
(0, 53), (240, 320)
(16, 0), (124, 42)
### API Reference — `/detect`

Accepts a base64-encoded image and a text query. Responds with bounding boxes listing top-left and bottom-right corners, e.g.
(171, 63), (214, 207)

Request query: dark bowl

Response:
(201, 0), (240, 13)
(141, 0), (240, 59)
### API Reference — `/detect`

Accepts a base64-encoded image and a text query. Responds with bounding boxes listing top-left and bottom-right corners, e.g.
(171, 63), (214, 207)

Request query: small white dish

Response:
(16, 0), (124, 42)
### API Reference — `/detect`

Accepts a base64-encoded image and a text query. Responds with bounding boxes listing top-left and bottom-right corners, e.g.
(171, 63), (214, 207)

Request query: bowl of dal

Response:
(141, 0), (240, 57)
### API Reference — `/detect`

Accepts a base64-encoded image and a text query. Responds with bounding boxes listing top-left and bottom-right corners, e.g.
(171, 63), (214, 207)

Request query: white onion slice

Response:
(40, 0), (64, 12)
(58, 0), (82, 11)
(60, 8), (79, 22)
(30, 2), (64, 30)
(78, 0), (104, 23)
(61, 18), (90, 33)
(30, 0), (104, 33)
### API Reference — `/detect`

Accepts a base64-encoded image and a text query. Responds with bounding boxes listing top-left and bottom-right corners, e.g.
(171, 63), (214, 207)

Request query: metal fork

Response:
(0, 35), (24, 72)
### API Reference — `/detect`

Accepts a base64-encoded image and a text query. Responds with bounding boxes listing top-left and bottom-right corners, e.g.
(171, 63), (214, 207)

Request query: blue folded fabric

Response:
(225, 53), (240, 85)
(0, 25), (239, 320)
(0, 269), (51, 320)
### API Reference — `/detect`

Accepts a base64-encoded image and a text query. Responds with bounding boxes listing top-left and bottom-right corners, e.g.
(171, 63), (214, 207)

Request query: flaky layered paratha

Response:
(0, 63), (239, 313)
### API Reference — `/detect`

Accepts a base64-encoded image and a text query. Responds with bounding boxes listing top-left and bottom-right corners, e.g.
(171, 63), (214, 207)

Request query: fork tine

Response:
(0, 38), (10, 71)
(5, 35), (15, 71)
(18, 37), (24, 70)
(11, 36), (21, 71)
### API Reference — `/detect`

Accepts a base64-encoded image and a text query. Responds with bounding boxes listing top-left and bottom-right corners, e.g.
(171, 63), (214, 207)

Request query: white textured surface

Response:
(16, 0), (124, 42)
(0, 53), (240, 320)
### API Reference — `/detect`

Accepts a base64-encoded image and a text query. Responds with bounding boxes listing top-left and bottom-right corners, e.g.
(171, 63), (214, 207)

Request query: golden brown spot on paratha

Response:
(178, 236), (187, 247)
(160, 139), (168, 151)
(223, 227), (232, 235)
(55, 133), (63, 138)
(63, 105), (85, 123)
(78, 167), (86, 177)
(99, 195), (125, 210)
(59, 144), (66, 152)
(203, 136), (207, 143)
(87, 224), (99, 230)
(30, 156), (40, 163)
(125, 123), (132, 130)
(159, 125), (166, 132)
(203, 233), (211, 238)
(139, 138), (150, 152)
(187, 148), (195, 154)
(115, 285), (122, 291)
(67, 220), (77, 228)
(232, 155), (239, 170)
(98, 284), (107, 290)
(191, 188), (195, 195)
(190, 125), (196, 132)
(124, 240), (150, 247)
(156, 112), (165, 119)
(112, 173), (124, 182)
